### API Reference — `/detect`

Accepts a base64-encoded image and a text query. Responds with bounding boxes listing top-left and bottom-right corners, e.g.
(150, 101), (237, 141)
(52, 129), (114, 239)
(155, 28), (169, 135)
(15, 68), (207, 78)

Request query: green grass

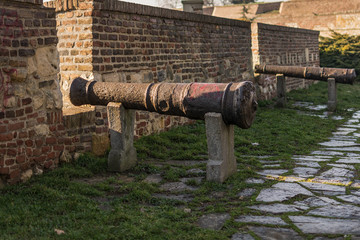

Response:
(1, 82), (360, 239)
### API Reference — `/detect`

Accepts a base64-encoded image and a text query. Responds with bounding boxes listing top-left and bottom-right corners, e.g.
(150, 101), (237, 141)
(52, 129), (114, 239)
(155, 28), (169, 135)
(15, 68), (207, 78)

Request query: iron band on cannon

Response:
(254, 64), (357, 110)
(69, 78), (258, 182)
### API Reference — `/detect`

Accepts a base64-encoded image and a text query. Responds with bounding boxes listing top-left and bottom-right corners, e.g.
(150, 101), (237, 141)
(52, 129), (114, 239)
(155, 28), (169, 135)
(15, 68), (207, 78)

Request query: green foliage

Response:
(320, 31), (360, 80)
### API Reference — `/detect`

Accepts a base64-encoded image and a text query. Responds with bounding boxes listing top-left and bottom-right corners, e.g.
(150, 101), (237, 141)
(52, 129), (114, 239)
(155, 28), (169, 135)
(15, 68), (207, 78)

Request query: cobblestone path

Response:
(146, 109), (360, 239)
(233, 110), (360, 239)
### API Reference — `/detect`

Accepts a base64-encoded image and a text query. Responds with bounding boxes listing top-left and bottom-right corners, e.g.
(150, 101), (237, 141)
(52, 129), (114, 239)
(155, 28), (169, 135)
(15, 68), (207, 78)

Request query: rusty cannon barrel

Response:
(255, 64), (357, 84)
(69, 77), (258, 129)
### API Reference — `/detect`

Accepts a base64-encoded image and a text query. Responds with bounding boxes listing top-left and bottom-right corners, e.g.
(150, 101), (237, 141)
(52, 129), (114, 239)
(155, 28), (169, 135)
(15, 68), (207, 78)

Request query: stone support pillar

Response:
(107, 102), (137, 172)
(205, 112), (237, 183)
(276, 74), (286, 107)
(327, 78), (337, 112)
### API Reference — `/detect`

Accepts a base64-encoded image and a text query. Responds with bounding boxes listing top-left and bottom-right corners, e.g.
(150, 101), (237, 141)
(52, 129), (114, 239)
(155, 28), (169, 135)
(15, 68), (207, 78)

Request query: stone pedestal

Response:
(107, 102), (137, 172)
(327, 78), (337, 112)
(276, 74), (286, 107)
(205, 112), (237, 183)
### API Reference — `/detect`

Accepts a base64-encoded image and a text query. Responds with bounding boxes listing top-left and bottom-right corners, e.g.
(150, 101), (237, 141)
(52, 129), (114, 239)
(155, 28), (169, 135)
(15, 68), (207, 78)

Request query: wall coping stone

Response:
(6, 0), (43, 5)
(99, 0), (250, 28)
(255, 22), (320, 35)
(46, 0), (250, 29)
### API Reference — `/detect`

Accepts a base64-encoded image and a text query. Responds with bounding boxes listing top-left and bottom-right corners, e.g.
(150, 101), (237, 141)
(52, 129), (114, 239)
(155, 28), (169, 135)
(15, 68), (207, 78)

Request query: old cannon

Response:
(70, 77), (258, 129)
(254, 64), (356, 84)
(69, 77), (258, 183)
(254, 64), (357, 110)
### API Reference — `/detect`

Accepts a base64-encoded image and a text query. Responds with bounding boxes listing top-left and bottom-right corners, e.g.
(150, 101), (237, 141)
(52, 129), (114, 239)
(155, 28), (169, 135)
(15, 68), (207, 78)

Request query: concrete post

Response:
(276, 74), (286, 107)
(182, 0), (204, 13)
(107, 102), (137, 172)
(327, 78), (337, 112)
(205, 112), (237, 183)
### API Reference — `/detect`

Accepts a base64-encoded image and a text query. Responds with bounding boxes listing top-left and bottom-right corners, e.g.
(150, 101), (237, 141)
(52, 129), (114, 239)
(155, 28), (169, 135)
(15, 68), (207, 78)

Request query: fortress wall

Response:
(256, 0), (360, 37)
(0, 0), (320, 185)
(252, 23), (320, 99)
(0, 0), (61, 184)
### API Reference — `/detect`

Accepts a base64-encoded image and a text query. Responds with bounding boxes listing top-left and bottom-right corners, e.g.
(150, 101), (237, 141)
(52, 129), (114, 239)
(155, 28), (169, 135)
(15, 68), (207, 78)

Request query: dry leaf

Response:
(54, 229), (65, 235)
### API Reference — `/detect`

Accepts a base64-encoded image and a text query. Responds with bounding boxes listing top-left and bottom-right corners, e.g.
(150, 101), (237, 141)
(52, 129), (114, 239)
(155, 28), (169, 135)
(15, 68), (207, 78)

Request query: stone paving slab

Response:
(299, 182), (346, 193)
(231, 233), (255, 240)
(293, 167), (319, 177)
(197, 213), (230, 230)
(249, 203), (308, 213)
(336, 157), (360, 163)
(311, 150), (345, 156)
(336, 195), (360, 204)
(235, 215), (288, 226)
(245, 178), (265, 184)
(290, 216), (360, 235)
(319, 140), (360, 147)
(256, 183), (313, 202)
(295, 161), (321, 168)
(294, 196), (340, 207)
(248, 226), (304, 240)
(308, 204), (360, 219)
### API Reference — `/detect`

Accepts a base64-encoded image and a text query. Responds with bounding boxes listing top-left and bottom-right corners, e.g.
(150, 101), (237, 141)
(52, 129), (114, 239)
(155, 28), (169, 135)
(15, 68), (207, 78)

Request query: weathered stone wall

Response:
(256, 0), (360, 37)
(46, 0), (253, 137)
(0, 0), (321, 185)
(251, 23), (320, 100)
(0, 0), (61, 184)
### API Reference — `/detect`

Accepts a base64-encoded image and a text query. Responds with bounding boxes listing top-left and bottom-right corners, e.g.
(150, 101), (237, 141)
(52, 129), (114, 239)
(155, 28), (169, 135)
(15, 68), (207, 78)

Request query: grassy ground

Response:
(1, 81), (360, 239)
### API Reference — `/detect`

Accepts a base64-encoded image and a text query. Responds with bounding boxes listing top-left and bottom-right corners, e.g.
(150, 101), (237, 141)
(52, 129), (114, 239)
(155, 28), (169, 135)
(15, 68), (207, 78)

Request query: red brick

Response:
(35, 139), (43, 147)
(0, 133), (13, 142)
(37, 117), (45, 123)
(7, 142), (16, 148)
(42, 146), (51, 153)
(16, 140), (24, 146)
(16, 109), (24, 117)
(16, 155), (26, 164)
(46, 137), (57, 145)
(0, 125), (6, 133)
(53, 145), (64, 151)
(22, 98), (32, 106)
(47, 152), (55, 159)
(33, 148), (42, 157)
(5, 159), (15, 165)
(27, 112), (38, 119)
(8, 122), (24, 131)
(25, 148), (32, 156)
(0, 167), (10, 174)
(25, 107), (33, 114)
(25, 140), (33, 147)
(19, 132), (28, 138)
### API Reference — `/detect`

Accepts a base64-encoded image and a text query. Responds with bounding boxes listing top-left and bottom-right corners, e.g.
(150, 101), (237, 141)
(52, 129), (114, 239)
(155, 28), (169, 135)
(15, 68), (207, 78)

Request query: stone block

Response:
(107, 102), (137, 172)
(276, 74), (286, 107)
(205, 112), (236, 183)
(92, 133), (110, 156)
(328, 78), (336, 112)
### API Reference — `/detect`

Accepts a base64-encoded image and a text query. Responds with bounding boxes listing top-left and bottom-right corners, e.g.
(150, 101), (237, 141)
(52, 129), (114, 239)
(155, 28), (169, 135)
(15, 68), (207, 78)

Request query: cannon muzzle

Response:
(255, 64), (356, 84)
(69, 78), (258, 129)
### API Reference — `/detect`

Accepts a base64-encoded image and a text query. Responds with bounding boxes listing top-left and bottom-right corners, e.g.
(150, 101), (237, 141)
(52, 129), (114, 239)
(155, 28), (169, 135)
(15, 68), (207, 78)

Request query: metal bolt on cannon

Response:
(69, 78), (258, 182)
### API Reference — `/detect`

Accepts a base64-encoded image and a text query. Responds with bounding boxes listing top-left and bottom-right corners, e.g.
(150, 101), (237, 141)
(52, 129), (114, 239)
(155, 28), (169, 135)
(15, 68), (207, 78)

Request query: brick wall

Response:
(251, 22), (320, 100)
(0, 0), (60, 185)
(0, 0), (110, 185)
(46, 0), (253, 137)
(0, 0), (321, 185)
(256, 0), (360, 37)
